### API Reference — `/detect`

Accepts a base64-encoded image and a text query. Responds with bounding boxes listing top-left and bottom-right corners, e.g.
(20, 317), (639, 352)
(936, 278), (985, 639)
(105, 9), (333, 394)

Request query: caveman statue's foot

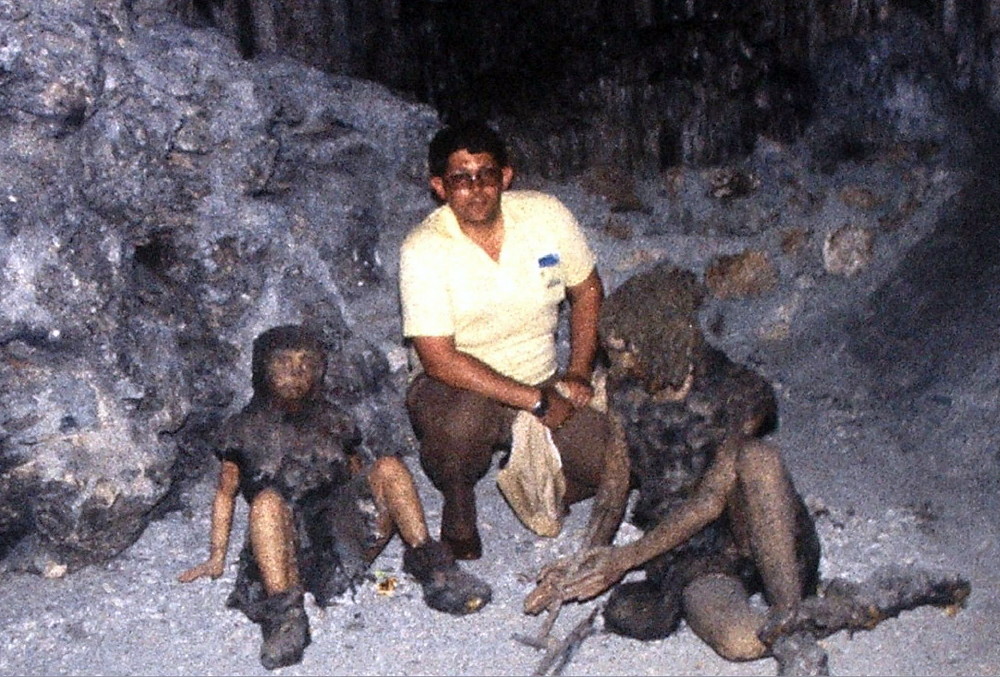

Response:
(259, 589), (311, 670)
(603, 579), (682, 641)
(404, 540), (493, 615)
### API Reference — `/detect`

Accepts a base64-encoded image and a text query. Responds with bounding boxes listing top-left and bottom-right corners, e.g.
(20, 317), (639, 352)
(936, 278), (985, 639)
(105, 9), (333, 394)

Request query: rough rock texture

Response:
(0, 0), (436, 572)
(0, 10), (995, 672)
(705, 249), (779, 299)
(171, 2), (1000, 179)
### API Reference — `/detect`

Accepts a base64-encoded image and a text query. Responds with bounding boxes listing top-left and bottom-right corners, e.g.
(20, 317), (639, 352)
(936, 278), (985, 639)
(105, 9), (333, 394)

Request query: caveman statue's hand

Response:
(524, 546), (626, 615)
(177, 558), (225, 583)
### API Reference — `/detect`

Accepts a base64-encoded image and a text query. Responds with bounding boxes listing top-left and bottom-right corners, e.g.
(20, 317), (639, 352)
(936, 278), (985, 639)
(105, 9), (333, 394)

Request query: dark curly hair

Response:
(599, 263), (707, 393)
(428, 120), (509, 178)
(250, 324), (327, 399)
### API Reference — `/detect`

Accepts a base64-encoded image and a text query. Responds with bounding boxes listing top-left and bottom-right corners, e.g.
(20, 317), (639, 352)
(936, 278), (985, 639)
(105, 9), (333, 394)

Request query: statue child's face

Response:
(265, 348), (324, 402)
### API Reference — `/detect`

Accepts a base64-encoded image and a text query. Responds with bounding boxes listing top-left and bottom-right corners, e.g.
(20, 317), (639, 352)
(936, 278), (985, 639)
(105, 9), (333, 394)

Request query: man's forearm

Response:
(420, 345), (541, 411)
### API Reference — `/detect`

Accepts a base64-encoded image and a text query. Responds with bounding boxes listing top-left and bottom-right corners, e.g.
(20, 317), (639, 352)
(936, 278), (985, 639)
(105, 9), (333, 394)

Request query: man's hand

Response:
(556, 373), (594, 409)
(539, 385), (575, 430)
(177, 558), (225, 583)
(524, 546), (628, 615)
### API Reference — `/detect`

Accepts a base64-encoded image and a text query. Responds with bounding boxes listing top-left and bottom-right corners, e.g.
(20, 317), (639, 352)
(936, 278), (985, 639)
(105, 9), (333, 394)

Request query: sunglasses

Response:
(444, 167), (504, 190)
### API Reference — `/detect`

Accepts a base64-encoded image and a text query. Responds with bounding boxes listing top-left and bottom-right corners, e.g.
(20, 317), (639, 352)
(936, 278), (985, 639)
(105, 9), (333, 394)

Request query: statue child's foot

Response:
(404, 540), (492, 615)
(259, 588), (311, 670)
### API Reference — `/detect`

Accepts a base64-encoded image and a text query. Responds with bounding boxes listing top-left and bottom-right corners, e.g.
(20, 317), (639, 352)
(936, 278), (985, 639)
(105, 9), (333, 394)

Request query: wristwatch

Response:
(530, 388), (550, 419)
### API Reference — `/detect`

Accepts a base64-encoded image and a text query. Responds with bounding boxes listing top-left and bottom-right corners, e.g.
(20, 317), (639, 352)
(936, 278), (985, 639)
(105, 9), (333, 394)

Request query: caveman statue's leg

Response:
(679, 439), (807, 663)
(637, 439), (806, 662)
(249, 488), (300, 595)
(367, 455), (493, 616)
(732, 439), (803, 610)
(614, 440), (779, 660)
(682, 573), (768, 661)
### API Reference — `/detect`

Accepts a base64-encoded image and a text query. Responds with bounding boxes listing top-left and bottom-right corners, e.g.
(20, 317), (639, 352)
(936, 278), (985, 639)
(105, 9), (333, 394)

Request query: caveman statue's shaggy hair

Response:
(598, 262), (707, 393)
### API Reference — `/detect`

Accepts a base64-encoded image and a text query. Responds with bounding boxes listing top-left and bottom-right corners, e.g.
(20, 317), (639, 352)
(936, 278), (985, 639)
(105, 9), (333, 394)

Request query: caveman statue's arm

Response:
(607, 435), (737, 568)
(178, 459), (240, 582)
(579, 410), (631, 549)
(525, 436), (740, 614)
(561, 268), (629, 548)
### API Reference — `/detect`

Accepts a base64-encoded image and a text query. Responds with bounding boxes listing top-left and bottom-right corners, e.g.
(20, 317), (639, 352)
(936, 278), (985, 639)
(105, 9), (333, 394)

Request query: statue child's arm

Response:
(178, 459), (240, 582)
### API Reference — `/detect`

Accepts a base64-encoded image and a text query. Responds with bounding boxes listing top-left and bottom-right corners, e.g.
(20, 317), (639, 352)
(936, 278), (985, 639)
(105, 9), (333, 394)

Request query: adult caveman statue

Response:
(527, 262), (821, 660)
(526, 262), (970, 672)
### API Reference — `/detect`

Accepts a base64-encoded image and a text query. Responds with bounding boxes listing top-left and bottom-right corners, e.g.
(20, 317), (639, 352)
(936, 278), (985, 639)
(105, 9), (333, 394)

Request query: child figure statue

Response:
(179, 325), (491, 669)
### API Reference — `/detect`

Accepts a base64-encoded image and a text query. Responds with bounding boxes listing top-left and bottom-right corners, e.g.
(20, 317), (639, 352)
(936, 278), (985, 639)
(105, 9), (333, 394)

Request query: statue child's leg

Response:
(366, 455), (429, 554)
(249, 488), (300, 594)
(247, 488), (309, 670)
(732, 440), (803, 610)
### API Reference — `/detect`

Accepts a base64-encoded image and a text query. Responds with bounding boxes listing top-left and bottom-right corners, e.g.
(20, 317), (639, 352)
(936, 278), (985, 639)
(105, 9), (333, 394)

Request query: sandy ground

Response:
(1, 133), (998, 676)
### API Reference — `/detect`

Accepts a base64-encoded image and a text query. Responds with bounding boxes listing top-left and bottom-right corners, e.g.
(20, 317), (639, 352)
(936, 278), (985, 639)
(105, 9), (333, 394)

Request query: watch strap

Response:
(530, 388), (550, 419)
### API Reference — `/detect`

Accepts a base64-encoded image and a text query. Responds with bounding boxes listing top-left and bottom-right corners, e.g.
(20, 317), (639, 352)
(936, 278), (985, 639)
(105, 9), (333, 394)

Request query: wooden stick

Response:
(532, 606), (601, 677)
(513, 600), (563, 650)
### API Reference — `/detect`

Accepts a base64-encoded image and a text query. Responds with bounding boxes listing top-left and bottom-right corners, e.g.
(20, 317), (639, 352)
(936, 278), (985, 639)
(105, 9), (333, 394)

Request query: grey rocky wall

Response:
(0, 0), (435, 574)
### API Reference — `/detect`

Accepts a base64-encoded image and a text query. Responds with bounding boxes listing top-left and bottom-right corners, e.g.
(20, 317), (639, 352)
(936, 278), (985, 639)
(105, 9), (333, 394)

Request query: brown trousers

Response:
(405, 373), (611, 547)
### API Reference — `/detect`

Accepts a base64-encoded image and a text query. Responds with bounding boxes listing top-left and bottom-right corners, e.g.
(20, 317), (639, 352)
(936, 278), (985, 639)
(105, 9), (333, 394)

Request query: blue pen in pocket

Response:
(538, 253), (560, 268)
(537, 252), (562, 289)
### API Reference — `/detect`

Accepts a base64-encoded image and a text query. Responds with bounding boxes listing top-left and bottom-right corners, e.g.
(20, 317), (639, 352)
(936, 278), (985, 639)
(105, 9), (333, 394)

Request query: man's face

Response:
(265, 348), (324, 402)
(430, 149), (513, 229)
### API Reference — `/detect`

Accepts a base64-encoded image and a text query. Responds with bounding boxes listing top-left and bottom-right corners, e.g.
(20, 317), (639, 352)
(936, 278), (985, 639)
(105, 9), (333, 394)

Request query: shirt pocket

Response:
(536, 251), (566, 305)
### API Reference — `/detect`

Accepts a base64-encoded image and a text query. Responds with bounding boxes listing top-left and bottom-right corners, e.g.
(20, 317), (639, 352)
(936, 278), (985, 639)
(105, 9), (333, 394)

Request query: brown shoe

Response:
(404, 540), (492, 615)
